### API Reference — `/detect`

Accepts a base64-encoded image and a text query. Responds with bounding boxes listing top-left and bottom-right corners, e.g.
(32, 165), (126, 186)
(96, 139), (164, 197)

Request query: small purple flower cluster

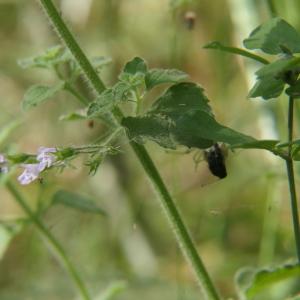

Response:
(0, 147), (57, 185)
(18, 147), (57, 185)
(0, 154), (8, 174)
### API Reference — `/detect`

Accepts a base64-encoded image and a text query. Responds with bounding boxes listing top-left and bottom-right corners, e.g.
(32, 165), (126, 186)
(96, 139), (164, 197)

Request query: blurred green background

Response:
(1, 0), (300, 299)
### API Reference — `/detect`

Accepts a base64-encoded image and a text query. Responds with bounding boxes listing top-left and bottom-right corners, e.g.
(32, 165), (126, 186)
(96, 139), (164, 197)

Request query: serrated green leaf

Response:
(59, 109), (88, 121)
(18, 45), (70, 69)
(243, 17), (300, 55)
(145, 68), (189, 90)
(256, 57), (300, 79)
(123, 57), (147, 75)
(22, 82), (65, 111)
(88, 82), (132, 116)
(203, 41), (269, 64)
(122, 82), (258, 150)
(248, 75), (285, 99)
(52, 190), (106, 216)
(238, 263), (300, 299)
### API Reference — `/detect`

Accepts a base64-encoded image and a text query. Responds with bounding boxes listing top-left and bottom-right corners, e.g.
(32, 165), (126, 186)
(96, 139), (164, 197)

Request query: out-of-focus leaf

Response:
(0, 119), (22, 147)
(248, 75), (285, 99)
(59, 109), (88, 121)
(203, 41), (269, 64)
(145, 68), (189, 90)
(243, 18), (300, 54)
(122, 82), (261, 150)
(96, 281), (127, 300)
(52, 190), (106, 216)
(18, 45), (70, 69)
(0, 221), (24, 260)
(235, 264), (300, 299)
(22, 82), (65, 111)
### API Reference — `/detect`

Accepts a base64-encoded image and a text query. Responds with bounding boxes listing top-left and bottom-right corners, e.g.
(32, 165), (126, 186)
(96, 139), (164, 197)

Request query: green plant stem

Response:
(266, 0), (277, 16)
(38, 0), (221, 299)
(285, 96), (300, 263)
(6, 181), (91, 300)
(129, 142), (220, 299)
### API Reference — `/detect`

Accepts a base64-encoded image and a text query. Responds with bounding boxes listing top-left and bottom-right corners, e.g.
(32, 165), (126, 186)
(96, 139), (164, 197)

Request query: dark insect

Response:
(204, 143), (227, 179)
(183, 11), (196, 30)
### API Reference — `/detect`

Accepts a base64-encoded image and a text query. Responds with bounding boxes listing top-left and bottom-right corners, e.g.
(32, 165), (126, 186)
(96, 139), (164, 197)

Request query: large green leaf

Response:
(145, 68), (189, 90)
(243, 18), (300, 55)
(52, 190), (106, 216)
(255, 57), (300, 79)
(122, 82), (269, 150)
(248, 75), (285, 99)
(22, 82), (65, 111)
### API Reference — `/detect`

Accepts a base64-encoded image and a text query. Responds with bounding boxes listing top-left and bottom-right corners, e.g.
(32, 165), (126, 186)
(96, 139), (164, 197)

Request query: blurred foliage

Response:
(1, 0), (300, 299)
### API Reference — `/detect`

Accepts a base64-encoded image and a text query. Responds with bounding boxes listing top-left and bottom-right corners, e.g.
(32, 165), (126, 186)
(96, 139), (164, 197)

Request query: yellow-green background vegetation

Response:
(1, 0), (300, 299)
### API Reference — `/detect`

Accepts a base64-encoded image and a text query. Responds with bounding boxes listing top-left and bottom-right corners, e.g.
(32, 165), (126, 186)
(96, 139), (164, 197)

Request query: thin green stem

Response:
(266, 0), (277, 17)
(285, 96), (300, 263)
(129, 142), (221, 299)
(38, 0), (220, 298)
(6, 181), (91, 300)
(39, 0), (106, 95)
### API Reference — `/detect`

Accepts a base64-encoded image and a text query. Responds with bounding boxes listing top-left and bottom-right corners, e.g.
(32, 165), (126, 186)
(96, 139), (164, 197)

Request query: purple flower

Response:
(37, 147), (57, 171)
(0, 154), (8, 174)
(18, 147), (57, 185)
(18, 164), (40, 185)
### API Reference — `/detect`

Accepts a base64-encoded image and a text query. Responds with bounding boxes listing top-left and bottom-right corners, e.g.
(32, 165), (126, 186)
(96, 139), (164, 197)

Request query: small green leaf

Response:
(243, 17), (300, 54)
(122, 57), (147, 75)
(52, 190), (106, 216)
(18, 45), (70, 69)
(59, 109), (88, 121)
(88, 82), (132, 116)
(22, 82), (65, 111)
(122, 82), (258, 150)
(203, 41), (269, 64)
(237, 263), (300, 299)
(145, 68), (189, 90)
(248, 75), (285, 99)
(86, 153), (105, 175)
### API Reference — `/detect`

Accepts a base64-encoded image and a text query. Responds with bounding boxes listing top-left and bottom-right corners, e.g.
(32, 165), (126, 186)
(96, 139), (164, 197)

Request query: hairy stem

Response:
(6, 181), (91, 300)
(38, 0), (220, 298)
(285, 96), (300, 263)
